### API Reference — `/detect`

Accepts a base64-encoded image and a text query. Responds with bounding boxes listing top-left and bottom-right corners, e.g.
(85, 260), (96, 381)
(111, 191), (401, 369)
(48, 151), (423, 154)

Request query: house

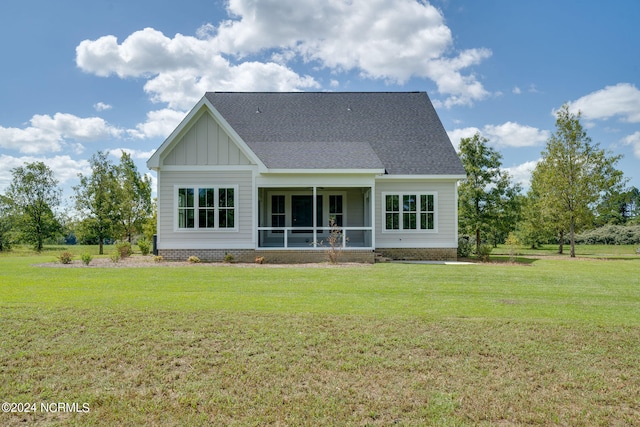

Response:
(147, 92), (466, 263)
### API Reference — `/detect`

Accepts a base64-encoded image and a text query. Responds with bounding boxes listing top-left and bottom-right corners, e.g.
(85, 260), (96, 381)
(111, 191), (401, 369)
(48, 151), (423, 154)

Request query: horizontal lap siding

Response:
(375, 180), (458, 248)
(158, 170), (254, 249)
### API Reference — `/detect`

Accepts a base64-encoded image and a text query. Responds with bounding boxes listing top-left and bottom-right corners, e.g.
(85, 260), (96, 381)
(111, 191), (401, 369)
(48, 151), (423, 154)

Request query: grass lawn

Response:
(1, 248), (639, 425)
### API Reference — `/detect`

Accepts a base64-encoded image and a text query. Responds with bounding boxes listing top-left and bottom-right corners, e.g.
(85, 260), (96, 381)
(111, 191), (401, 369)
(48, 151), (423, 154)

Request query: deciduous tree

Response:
(6, 162), (62, 251)
(74, 152), (119, 254)
(532, 105), (625, 257)
(458, 133), (521, 252)
(114, 152), (152, 242)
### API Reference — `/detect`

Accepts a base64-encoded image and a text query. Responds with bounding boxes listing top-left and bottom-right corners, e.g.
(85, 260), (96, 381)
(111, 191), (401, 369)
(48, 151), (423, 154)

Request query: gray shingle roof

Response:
(205, 92), (465, 175)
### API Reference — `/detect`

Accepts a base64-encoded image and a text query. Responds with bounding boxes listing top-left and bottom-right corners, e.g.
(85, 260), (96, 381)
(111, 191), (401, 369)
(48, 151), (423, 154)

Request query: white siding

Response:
(374, 179), (458, 248)
(162, 111), (252, 167)
(157, 170), (254, 249)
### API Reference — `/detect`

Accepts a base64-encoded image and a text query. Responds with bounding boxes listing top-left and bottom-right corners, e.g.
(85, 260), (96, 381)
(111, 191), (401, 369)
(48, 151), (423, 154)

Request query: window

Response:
(177, 186), (236, 230)
(178, 188), (195, 228)
(384, 192), (436, 231)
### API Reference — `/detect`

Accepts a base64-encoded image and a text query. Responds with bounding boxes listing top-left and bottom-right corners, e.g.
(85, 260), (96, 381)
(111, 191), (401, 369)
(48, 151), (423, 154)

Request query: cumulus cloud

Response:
(110, 148), (158, 161)
(0, 154), (90, 193)
(0, 113), (122, 154)
(77, 27), (320, 110)
(623, 131), (640, 158)
(129, 109), (187, 139)
(76, 0), (490, 108)
(448, 122), (548, 149)
(482, 122), (549, 147)
(505, 160), (539, 189)
(567, 83), (640, 123)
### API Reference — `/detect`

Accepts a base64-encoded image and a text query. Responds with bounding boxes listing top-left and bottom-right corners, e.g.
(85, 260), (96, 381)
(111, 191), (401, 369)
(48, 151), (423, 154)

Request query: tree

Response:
(74, 152), (120, 255)
(595, 186), (640, 226)
(532, 105), (625, 257)
(517, 186), (556, 249)
(114, 152), (152, 242)
(458, 133), (521, 252)
(0, 194), (15, 251)
(6, 162), (62, 251)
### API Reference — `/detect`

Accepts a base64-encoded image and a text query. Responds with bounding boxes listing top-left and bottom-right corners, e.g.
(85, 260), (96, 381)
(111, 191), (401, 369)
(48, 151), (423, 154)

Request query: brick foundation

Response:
(376, 248), (457, 261)
(157, 248), (375, 264)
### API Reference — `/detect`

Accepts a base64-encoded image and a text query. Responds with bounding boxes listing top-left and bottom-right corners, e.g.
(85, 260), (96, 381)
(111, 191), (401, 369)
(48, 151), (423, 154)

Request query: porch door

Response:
(291, 195), (322, 232)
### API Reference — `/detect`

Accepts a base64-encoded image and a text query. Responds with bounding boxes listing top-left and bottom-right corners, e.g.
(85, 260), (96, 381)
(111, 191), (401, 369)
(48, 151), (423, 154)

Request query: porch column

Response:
(312, 185), (317, 247)
(370, 185), (376, 249)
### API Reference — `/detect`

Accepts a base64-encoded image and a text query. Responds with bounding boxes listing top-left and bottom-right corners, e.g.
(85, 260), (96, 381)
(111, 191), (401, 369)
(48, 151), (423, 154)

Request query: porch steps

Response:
(374, 252), (392, 263)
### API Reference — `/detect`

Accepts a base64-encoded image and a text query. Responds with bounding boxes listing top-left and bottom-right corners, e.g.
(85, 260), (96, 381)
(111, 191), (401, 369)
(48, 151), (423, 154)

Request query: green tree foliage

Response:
(114, 152), (152, 242)
(517, 187), (556, 249)
(595, 186), (640, 226)
(0, 194), (15, 251)
(74, 152), (120, 255)
(531, 105), (625, 257)
(457, 133), (521, 251)
(6, 162), (62, 251)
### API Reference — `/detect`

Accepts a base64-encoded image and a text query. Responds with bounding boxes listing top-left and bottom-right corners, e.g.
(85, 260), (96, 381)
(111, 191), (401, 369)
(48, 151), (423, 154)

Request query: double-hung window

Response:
(383, 192), (436, 231)
(177, 186), (236, 230)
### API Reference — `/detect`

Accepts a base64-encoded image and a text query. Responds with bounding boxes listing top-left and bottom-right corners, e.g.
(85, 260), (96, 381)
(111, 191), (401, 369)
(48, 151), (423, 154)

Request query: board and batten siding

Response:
(162, 110), (252, 167)
(374, 180), (458, 248)
(157, 170), (254, 250)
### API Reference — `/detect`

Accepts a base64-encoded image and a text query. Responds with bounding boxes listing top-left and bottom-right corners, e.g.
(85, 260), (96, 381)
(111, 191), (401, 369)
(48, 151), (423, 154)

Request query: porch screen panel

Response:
(329, 195), (343, 226)
(271, 195), (285, 232)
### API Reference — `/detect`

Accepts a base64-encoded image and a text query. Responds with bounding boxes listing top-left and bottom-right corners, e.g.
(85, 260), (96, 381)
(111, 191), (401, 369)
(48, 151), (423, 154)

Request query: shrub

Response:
(57, 251), (74, 264)
(188, 255), (201, 263)
(223, 253), (234, 263)
(255, 256), (265, 264)
(154, 255), (164, 263)
(505, 232), (521, 263)
(81, 252), (93, 266)
(115, 241), (132, 259)
(457, 236), (474, 258)
(137, 238), (151, 256)
(110, 251), (121, 263)
(475, 244), (493, 262)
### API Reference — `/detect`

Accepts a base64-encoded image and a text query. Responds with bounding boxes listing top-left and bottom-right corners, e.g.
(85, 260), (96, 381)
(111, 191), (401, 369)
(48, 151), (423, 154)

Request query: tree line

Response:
(0, 151), (154, 254)
(458, 104), (639, 258)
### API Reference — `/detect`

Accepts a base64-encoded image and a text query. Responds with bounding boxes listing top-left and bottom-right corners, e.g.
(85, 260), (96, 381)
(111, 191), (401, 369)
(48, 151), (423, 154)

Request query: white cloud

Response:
(76, 27), (320, 110)
(0, 154), (90, 193)
(129, 109), (187, 139)
(513, 86), (522, 95)
(482, 122), (549, 147)
(505, 160), (539, 189)
(447, 127), (480, 151)
(76, 0), (491, 108)
(0, 113), (122, 154)
(567, 83), (640, 123)
(623, 131), (640, 158)
(448, 122), (548, 149)
(94, 102), (112, 112)
(110, 148), (158, 161)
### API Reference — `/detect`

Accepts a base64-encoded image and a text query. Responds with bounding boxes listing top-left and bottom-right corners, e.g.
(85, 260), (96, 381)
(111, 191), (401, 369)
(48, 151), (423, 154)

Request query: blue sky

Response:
(1, 0), (639, 208)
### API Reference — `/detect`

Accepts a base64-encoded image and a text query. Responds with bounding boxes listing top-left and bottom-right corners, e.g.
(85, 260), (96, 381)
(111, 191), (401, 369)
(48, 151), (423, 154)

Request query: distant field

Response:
(1, 247), (639, 425)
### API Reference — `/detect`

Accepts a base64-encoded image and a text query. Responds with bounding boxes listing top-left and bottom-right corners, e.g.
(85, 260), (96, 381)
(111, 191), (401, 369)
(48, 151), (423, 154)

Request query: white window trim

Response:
(381, 191), (438, 233)
(174, 185), (239, 232)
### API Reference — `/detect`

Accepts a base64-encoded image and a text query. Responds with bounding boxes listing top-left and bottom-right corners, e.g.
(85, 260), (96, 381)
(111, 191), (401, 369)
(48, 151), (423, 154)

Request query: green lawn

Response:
(1, 250), (639, 425)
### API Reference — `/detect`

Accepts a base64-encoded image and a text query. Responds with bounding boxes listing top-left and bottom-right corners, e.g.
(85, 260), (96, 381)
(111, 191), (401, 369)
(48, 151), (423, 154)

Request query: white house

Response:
(147, 92), (466, 263)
